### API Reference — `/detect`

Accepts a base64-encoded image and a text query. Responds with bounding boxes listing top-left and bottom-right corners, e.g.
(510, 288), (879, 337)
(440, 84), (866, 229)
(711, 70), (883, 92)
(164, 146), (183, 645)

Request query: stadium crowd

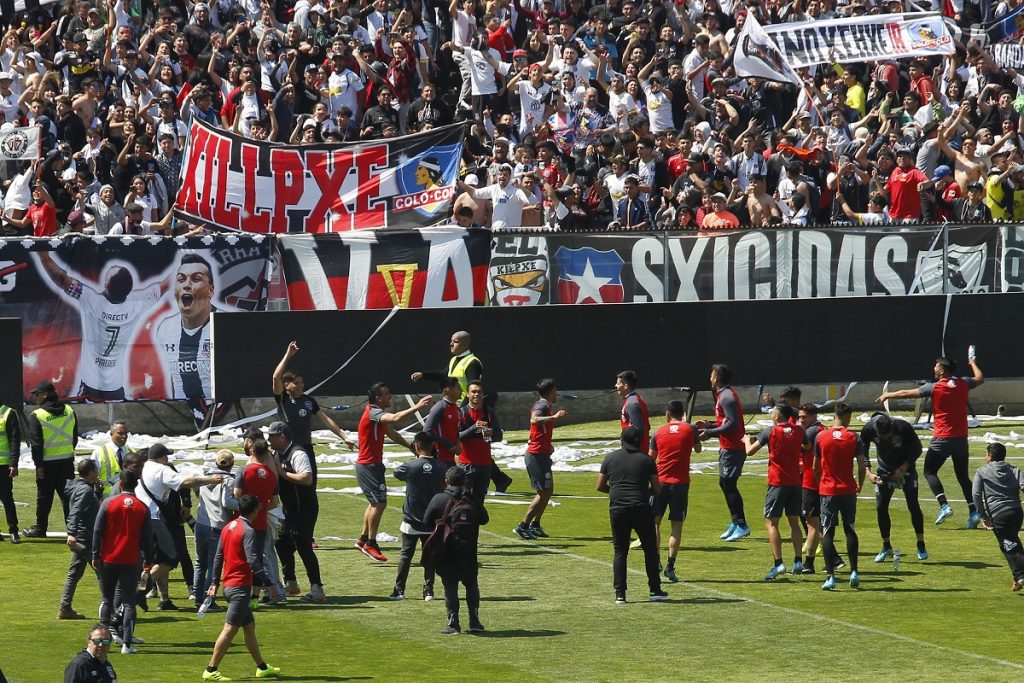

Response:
(0, 0), (1021, 235)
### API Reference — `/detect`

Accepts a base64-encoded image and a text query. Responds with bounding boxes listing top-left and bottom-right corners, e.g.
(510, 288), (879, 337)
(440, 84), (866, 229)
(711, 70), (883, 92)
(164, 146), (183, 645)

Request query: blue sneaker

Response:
(874, 547), (893, 563)
(726, 525), (751, 542)
(822, 576), (836, 591)
(789, 561), (803, 575)
(967, 511), (981, 529)
(719, 523), (738, 539)
(764, 564), (786, 582)
(663, 567), (678, 583)
(935, 504), (953, 525)
(917, 549), (928, 560)
(849, 571), (860, 588)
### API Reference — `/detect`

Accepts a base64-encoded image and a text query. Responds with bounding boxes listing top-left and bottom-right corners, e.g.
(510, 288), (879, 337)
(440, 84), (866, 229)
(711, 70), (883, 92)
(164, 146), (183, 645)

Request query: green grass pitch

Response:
(2, 416), (1024, 682)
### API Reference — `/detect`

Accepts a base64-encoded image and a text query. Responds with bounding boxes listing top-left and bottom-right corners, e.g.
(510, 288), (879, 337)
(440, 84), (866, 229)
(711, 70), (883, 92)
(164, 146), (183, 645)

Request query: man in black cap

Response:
(596, 427), (668, 604)
(22, 381), (79, 538)
(55, 32), (99, 95)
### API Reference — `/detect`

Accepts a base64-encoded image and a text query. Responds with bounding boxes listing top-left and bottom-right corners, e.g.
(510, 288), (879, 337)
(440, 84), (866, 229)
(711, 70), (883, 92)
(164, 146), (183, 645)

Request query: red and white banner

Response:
(174, 119), (465, 233)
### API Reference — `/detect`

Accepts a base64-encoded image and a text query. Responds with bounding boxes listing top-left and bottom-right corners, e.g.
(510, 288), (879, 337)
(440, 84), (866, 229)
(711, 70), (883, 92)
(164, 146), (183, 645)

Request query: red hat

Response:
(513, 49), (527, 59)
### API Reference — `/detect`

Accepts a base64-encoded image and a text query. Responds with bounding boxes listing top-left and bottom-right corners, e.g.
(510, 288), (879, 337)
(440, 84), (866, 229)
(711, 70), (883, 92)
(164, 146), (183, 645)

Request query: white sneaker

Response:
(302, 585), (327, 603)
(121, 645), (137, 655)
(112, 633), (123, 645)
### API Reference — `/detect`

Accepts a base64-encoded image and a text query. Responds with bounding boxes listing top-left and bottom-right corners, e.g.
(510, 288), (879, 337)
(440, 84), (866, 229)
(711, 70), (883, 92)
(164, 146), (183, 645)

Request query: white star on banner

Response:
(567, 258), (612, 304)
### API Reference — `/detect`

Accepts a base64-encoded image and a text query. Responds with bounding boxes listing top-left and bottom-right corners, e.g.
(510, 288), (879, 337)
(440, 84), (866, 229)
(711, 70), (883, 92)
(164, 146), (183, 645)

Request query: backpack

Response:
(420, 492), (478, 570)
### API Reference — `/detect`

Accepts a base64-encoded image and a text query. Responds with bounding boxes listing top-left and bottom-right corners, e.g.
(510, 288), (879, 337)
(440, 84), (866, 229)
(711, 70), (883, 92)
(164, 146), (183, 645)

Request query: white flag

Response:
(0, 126), (41, 161)
(733, 14), (802, 86)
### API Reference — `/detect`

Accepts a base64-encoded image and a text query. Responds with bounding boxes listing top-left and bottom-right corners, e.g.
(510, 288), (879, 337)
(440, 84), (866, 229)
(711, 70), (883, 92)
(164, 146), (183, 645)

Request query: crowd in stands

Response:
(0, 0), (1022, 237)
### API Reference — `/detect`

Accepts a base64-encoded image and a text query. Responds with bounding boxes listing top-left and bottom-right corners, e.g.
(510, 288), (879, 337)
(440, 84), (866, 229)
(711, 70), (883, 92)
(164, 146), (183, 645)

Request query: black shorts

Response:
(718, 449), (746, 479)
(223, 585), (254, 627)
(654, 482), (689, 522)
(150, 519), (178, 566)
(524, 453), (553, 492)
(764, 485), (802, 519)
(355, 463), (387, 505)
(924, 437), (969, 469)
(802, 488), (821, 519)
(820, 494), (858, 535)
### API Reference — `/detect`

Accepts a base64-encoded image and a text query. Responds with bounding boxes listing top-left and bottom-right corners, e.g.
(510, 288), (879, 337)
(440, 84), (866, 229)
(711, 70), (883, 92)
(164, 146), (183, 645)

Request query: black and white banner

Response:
(992, 44), (1024, 70)
(733, 13), (802, 85)
(0, 126), (41, 161)
(489, 225), (1005, 304)
(764, 13), (955, 69)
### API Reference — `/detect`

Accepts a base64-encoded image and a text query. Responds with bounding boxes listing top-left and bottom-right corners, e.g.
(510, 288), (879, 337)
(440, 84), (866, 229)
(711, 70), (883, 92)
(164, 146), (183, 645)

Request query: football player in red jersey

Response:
(513, 378), (567, 540)
(697, 364), (750, 542)
(877, 355), (984, 528)
(649, 400), (700, 583)
(813, 403), (867, 590)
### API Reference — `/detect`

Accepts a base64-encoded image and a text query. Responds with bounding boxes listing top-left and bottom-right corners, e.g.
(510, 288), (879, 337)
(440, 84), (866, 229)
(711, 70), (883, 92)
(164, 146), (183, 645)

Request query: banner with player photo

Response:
(278, 228), (490, 310)
(489, 225), (1004, 304)
(763, 13), (955, 69)
(174, 119), (464, 233)
(0, 235), (271, 418)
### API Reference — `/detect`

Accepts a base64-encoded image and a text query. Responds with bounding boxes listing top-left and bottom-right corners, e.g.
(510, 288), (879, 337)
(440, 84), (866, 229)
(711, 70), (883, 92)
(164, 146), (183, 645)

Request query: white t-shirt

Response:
(136, 460), (185, 520)
(453, 10), (475, 47)
(603, 172), (627, 217)
(327, 69), (363, 115)
(607, 90), (636, 123)
(462, 46), (510, 96)
(69, 281), (161, 394)
(154, 313), (213, 400)
(550, 56), (596, 84)
(517, 81), (551, 132)
(473, 182), (532, 230)
(156, 118), (189, 149)
(641, 83), (673, 134)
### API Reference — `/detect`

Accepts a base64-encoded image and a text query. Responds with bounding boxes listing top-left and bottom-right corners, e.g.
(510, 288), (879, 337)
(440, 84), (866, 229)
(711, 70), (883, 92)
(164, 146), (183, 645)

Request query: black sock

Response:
(359, 534), (368, 543)
(917, 540), (926, 552)
(968, 503), (977, 514)
(257, 663), (268, 671)
(936, 494), (948, 507)
(804, 557), (814, 568)
(773, 558), (783, 567)
(883, 541), (893, 550)
(207, 667), (217, 673)
(666, 556), (675, 570)
(794, 556), (801, 566)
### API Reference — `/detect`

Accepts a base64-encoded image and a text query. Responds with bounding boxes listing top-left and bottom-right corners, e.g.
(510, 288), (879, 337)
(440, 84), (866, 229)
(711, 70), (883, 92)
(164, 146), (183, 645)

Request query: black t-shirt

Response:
(600, 447), (656, 510)
(860, 416), (922, 473)
(277, 392), (319, 448)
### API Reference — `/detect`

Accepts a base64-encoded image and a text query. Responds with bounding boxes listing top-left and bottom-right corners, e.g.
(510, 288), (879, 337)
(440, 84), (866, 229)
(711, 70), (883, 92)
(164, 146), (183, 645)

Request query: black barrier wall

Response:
(0, 318), (22, 408)
(211, 293), (1024, 399)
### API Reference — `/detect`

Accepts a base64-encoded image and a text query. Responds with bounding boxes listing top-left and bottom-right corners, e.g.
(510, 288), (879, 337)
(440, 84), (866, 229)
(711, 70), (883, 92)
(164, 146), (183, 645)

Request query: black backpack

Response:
(420, 493), (478, 569)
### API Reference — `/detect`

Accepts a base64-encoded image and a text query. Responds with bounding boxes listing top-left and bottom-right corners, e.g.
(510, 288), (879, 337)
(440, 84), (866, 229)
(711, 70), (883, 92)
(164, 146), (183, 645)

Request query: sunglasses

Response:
(91, 637), (112, 646)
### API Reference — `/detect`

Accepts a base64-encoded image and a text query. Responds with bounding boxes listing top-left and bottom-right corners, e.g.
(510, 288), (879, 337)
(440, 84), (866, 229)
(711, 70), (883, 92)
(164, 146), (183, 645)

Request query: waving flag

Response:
(733, 13), (802, 86)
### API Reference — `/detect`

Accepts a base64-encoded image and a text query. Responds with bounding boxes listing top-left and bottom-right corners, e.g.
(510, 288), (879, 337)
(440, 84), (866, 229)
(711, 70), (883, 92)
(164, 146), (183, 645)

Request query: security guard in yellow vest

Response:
(410, 331), (513, 492)
(410, 331), (483, 403)
(22, 381), (78, 538)
(91, 421), (128, 497)
(0, 402), (22, 542)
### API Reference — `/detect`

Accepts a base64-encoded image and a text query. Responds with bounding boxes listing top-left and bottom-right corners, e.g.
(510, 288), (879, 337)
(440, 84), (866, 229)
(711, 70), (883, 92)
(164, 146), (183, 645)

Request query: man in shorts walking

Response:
(513, 378), (567, 540)
(355, 383), (431, 562)
(203, 494), (281, 681)
(746, 407), (805, 580)
(649, 400), (700, 583)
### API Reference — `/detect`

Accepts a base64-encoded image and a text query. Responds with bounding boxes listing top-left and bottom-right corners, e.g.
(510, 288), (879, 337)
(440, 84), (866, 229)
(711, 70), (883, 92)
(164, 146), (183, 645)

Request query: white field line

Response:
(479, 528), (1024, 672)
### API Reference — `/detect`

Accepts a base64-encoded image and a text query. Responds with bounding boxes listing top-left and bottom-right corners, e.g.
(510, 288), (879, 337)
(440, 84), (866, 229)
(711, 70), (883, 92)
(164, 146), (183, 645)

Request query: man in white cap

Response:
(458, 164), (536, 230)
(0, 72), (17, 121)
(452, 173), (485, 225)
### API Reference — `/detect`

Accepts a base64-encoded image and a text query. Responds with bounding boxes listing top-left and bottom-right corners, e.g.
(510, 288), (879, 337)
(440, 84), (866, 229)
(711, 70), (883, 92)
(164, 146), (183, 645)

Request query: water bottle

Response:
(968, 345), (976, 362)
(892, 550), (901, 573)
(196, 595), (213, 618)
(137, 567), (150, 592)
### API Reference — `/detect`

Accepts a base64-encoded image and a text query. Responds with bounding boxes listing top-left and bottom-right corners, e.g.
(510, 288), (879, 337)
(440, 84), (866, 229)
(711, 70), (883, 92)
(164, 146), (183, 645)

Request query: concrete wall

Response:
(61, 379), (1024, 436)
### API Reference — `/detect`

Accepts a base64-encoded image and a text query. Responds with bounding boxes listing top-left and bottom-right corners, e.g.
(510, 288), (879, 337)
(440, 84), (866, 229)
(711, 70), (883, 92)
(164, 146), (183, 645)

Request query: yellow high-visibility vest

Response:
(0, 406), (11, 466)
(95, 443), (122, 496)
(34, 406), (75, 461)
(447, 353), (482, 402)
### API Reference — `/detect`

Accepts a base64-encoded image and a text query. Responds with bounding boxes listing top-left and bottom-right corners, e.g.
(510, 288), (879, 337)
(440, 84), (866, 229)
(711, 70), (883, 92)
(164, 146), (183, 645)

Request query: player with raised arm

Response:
(34, 253), (168, 401)
(876, 354), (984, 528)
(698, 364), (750, 542)
(513, 378), (567, 540)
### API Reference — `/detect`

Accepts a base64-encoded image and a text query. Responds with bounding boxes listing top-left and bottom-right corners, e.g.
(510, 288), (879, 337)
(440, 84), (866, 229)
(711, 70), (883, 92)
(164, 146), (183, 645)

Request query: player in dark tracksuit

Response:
(972, 442), (1024, 591)
(391, 432), (447, 601)
(860, 413), (927, 562)
(424, 467), (489, 635)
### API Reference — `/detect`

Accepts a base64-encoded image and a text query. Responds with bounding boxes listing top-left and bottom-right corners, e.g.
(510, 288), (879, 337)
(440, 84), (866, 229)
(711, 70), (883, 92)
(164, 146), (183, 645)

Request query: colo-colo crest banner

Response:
(279, 229), (490, 309)
(0, 235), (271, 416)
(764, 12), (954, 69)
(488, 225), (1003, 305)
(174, 119), (464, 233)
